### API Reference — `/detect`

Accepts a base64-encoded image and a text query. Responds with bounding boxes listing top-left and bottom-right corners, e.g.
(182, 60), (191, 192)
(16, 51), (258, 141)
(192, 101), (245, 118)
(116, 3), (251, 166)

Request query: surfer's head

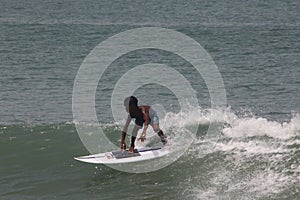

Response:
(124, 96), (138, 113)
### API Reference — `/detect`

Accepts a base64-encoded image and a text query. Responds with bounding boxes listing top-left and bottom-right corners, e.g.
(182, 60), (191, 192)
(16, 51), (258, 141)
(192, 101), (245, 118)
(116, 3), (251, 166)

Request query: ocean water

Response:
(0, 0), (299, 199)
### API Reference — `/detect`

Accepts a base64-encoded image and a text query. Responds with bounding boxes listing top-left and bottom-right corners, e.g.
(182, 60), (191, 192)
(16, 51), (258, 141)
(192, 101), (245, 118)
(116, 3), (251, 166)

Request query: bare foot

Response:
(128, 147), (134, 153)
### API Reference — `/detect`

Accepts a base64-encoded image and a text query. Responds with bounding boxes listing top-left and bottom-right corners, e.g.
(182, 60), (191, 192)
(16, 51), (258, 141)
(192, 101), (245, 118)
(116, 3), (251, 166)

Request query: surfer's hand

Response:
(138, 133), (146, 142)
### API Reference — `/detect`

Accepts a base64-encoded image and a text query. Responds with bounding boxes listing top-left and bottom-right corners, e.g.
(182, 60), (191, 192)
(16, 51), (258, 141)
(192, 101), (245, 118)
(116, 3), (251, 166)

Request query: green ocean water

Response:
(0, 0), (299, 199)
(0, 122), (299, 199)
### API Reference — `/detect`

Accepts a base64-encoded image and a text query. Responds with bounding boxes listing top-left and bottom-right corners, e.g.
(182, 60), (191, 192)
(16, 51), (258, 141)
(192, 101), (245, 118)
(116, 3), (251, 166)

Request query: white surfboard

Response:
(74, 147), (170, 164)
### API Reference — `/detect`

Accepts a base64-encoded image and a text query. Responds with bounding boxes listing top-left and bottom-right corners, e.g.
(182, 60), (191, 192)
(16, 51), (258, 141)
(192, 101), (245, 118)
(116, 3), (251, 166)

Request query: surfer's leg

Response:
(157, 129), (167, 145)
(129, 125), (141, 153)
(152, 123), (167, 145)
(121, 131), (126, 150)
(149, 109), (167, 145)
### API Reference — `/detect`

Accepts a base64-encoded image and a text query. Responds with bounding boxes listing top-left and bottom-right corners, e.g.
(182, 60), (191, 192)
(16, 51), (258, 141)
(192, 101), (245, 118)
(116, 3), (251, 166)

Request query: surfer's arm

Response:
(139, 126), (148, 142)
(142, 124), (148, 135)
(139, 124), (148, 142)
(141, 108), (149, 138)
(122, 114), (131, 133)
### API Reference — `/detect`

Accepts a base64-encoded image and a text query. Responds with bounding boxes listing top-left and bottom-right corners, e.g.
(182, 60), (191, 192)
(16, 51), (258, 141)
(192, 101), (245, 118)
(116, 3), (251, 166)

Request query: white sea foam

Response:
(171, 107), (300, 200)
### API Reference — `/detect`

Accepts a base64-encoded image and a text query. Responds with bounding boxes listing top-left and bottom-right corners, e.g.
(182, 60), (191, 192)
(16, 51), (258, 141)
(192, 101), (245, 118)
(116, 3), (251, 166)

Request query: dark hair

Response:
(124, 96), (142, 119)
(124, 96), (138, 107)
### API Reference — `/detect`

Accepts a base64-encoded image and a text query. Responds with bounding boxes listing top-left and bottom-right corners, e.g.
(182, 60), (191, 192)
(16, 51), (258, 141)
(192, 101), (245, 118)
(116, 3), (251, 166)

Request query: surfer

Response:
(121, 96), (167, 153)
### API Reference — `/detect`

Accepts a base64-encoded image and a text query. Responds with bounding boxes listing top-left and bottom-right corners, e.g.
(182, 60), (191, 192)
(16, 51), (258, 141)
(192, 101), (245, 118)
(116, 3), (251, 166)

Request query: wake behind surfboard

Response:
(74, 147), (170, 164)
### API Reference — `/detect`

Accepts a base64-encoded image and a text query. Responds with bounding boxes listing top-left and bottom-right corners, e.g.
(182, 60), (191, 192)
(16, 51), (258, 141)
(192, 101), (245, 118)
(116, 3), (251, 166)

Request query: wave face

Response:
(178, 109), (300, 199)
(1, 108), (299, 199)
